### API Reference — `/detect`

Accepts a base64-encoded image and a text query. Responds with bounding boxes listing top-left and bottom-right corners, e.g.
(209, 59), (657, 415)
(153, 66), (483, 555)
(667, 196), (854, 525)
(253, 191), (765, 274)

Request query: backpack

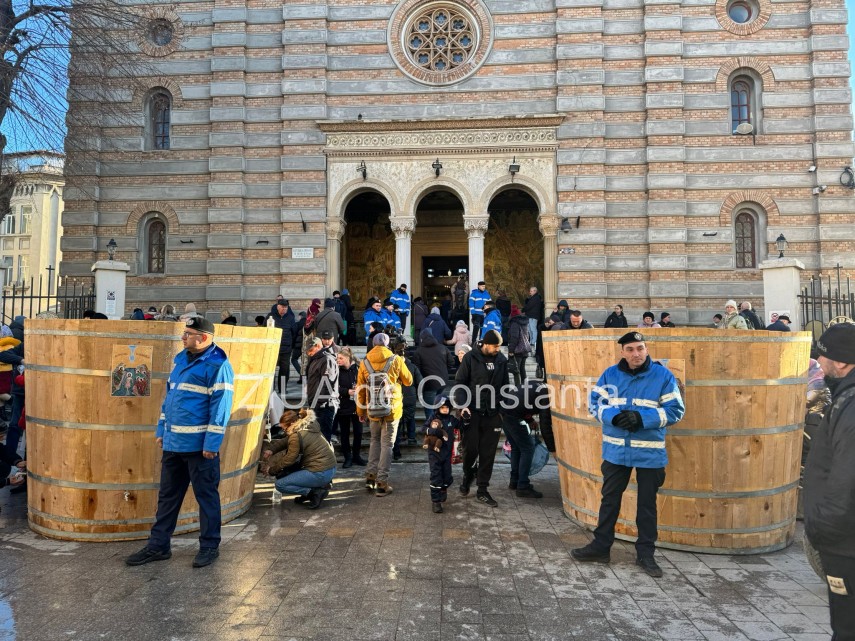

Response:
(364, 356), (396, 418)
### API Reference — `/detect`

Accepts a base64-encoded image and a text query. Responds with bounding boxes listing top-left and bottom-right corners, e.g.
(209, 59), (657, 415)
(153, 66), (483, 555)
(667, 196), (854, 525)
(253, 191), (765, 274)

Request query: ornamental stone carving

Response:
(390, 217), (416, 239)
(464, 216), (490, 237)
(538, 214), (561, 238)
(326, 217), (346, 241)
(326, 128), (557, 153)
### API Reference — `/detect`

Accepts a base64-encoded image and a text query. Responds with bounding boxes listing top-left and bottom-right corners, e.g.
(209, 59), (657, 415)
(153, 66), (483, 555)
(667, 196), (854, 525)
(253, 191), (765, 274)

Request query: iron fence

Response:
(798, 264), (854, 337)
(1, 276), (94, 324)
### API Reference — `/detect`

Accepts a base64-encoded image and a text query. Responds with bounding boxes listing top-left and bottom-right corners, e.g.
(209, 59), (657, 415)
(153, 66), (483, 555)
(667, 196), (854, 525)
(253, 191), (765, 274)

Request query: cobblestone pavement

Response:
(0, 460), (831, 641)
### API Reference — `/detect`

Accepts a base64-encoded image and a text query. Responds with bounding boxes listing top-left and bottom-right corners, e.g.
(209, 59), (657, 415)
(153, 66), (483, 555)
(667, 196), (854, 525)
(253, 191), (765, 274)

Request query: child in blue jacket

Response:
(423, 396), (459, 513)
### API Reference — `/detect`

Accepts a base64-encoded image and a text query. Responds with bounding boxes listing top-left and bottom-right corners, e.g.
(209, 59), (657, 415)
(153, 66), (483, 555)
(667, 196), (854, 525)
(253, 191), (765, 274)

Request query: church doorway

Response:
(342, 190), (393, 308)
(422, 255), (468, 316)
(411, 189), (468, 301)
(485, 188), (542, 309)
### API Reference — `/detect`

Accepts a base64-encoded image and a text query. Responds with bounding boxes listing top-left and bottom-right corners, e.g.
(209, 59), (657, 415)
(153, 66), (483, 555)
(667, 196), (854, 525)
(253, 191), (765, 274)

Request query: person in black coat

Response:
(291, 311), (306, 383)
(335, 347), (365, 468)
(422, 307), (452, 344)
(803, 323), (855, 640)
(390, 336), (423, 455)
(604, 304), (628, 328)
(766, 315), (792, 332)
(739, 302), (764, 330)
(523, 287), (544, 352)
(453, 330), (508, 507)
(413, 329), (456, 422)
(339, 289), (356, 345)
(659, 312), (676, 328)
(267, 300), (297, 393)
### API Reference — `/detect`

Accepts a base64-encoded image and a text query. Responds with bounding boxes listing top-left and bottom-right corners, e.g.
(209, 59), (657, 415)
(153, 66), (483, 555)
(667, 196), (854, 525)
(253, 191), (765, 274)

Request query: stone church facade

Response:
(62, 0), (855, 324)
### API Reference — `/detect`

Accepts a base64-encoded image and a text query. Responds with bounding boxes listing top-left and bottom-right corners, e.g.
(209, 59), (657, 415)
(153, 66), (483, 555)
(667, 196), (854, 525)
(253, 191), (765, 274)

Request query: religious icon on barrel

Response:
(111, 345), (153, 397)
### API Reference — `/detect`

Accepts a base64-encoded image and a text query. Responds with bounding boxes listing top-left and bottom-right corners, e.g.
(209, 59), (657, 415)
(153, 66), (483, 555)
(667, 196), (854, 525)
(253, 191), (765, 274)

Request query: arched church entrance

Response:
(485, 188), (543, 308)
(411, 190), (468, 313)
(341, 190), (394, 308)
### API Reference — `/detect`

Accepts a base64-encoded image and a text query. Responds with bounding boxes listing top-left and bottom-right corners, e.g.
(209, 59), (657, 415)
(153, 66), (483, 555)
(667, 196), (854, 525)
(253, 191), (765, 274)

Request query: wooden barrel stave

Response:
(544, 328), (810, 554)
(26, 320), (279, 542)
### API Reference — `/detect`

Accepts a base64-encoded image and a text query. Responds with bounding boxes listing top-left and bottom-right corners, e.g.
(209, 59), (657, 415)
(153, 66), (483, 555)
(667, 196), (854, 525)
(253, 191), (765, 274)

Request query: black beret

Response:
(816, 323), (855, 364)
(618, 331), (645, 345)
(185, 316), (215, 335)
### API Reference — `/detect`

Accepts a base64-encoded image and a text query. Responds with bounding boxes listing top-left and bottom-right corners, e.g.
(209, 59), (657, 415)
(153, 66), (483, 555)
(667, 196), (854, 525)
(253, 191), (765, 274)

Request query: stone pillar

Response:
(390, 217), (415, 291)
(91, 260), (131, 319)
(760, 257), (806, 328)
(539, 214), (560, 313)
(325, 218), (345, 295)
(464, 216), (489, 288)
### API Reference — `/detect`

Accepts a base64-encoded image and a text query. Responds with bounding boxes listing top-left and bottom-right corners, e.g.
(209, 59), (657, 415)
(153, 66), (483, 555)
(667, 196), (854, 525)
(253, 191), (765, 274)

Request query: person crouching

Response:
(424, 396), (458, 513)
(263, 408), (337, 509)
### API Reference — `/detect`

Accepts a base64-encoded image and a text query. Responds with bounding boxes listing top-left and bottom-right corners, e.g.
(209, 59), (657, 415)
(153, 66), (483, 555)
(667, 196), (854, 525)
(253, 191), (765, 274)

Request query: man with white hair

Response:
(739, 301), (763, 330)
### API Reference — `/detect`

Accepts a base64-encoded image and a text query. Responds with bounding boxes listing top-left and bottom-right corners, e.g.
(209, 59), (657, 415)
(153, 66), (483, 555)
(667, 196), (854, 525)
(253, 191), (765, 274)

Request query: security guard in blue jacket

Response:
(571, 331), (685, 577)
(468, 281), (491, 343)
(480, 300), (503, 341)
(389, 284), (411, 331)
(126, 316), (235, 568)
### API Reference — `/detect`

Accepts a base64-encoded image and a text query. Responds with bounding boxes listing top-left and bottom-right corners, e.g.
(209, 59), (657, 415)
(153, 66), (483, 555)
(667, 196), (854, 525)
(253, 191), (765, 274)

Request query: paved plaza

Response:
(0, 459), (832, 641)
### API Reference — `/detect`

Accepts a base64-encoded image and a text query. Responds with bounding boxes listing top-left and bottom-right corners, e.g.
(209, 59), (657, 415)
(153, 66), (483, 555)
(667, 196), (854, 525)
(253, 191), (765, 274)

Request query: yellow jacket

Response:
(0, 337), (21, 372)
(356, 346), (413, 421)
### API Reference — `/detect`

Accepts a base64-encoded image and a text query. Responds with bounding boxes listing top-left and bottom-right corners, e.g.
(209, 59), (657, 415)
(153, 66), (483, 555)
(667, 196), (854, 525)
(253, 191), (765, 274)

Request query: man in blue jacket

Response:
(480, 300), (503, 340)
(126, 316), (235, 568)
(468, 281), (491, 344)
(363, 299), (385, 344)
(389, 284), (410, 332)
(380, 299), (402, 334)
(571, 331), (685, 578)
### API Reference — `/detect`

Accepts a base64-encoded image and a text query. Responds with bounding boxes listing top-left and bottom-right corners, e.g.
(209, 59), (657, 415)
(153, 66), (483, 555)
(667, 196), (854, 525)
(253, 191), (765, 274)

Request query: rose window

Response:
(406, 7), (475, 72)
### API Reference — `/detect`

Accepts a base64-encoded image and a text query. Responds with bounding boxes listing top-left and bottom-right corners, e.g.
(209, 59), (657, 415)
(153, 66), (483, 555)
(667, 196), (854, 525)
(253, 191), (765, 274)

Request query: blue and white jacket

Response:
(481, 308), (503, 339)
(588, 357), (684, 468)
(389, 288), (410, 315)
(363, 308), (385, 338)
(156, 344), (235, 453)
(469, 288), (491, 317)
(381, 308), (402, 331)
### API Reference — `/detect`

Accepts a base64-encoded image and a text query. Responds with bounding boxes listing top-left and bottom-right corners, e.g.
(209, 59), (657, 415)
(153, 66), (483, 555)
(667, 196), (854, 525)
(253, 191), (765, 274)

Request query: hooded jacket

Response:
(554, 301), (570, 325)
(481, 308), (503, 339)
(267, 410), (337, 475)
(449, 322), (471, 353)
(412, 299), (430, 330)
(306, 346), (339, 410)
(804, 368), (855, 559)
(507, 314), (530, 355)
(155, 344), (235, 453)
(356, 346), (413, 421)
(604, 312), (628, 328)
(363, 308), (385, 340)
(310, 308), (345, 340)
(413, 331), (455, 392)
(454, 345), (508, 417)
(422, 313), (452, 343)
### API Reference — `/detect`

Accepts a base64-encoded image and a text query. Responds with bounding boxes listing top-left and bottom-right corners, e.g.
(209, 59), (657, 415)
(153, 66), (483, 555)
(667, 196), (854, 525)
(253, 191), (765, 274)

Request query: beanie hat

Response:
(482, 329), (502, 345)
(457, 344), (472, 356)
(725, 300), (737, 309)
(660, 312), (670, 321)
(816, 323), (855, 364)
(184, 303), (197, 314)
(430, 306), (441, 315)
(643, 312), (654, 320)
(373, 333), (390, 347)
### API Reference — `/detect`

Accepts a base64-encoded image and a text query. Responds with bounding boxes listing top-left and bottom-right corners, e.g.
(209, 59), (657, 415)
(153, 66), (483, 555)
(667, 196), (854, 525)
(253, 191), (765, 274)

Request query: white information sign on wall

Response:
(292, 248), (314, 259)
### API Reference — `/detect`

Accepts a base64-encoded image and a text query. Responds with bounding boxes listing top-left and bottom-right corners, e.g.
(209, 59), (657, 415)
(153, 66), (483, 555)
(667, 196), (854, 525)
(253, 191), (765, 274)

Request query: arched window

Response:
(146, 219), (166, 273)
(735, 211), (756, 268)
(731, 78), (752, 132)
(147, 90), (171, 150)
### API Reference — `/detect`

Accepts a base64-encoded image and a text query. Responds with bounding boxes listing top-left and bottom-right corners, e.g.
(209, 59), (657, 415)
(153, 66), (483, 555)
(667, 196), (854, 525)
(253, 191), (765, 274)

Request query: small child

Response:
(424, 396), (458, 513)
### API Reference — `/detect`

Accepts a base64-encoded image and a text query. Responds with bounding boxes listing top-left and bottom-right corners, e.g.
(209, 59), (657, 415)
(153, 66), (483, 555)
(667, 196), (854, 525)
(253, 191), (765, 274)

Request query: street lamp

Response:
(508, 156), (520, 179)
(432, 158), (442, 177)
(775, 233), (788, 258)
(106, 238), (117, 261)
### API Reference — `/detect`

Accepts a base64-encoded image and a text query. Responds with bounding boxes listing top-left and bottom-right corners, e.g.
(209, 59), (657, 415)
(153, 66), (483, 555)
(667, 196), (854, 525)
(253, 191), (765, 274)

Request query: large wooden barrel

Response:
(24, 319), (280, 541)
(543, 328), (811, 554)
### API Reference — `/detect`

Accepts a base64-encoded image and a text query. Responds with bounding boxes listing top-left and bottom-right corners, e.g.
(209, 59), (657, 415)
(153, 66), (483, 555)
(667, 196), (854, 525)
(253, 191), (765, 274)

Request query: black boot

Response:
(342, 455), (353, 469)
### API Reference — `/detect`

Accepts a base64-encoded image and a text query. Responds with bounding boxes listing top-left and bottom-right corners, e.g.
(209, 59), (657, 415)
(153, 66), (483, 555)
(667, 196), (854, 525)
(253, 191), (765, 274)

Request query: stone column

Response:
(760, 257), (806, 328)
(464, 216), (489, 288)
(390, 217), (416, 291)
(539, 214), (560, 313)
(325, 218), (346, 294)
(91, 259), (131, 319)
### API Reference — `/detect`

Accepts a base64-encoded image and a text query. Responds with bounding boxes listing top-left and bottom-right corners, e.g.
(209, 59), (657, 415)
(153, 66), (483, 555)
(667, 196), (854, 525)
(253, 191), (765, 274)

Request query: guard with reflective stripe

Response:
(571, 331), (685, 579)
(127, 316), (235, 569)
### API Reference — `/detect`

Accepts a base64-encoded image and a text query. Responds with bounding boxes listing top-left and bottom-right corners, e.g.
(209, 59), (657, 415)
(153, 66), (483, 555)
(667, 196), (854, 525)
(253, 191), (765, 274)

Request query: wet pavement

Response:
(0, 460), (832, 641)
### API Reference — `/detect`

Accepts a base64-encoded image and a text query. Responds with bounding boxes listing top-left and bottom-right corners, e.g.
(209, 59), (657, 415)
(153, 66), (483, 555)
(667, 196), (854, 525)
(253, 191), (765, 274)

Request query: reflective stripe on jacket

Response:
(481, 309), (503, 338)
(469, 289), (491, 317)
(156, 344), (235, 453)
(389, 289), (411, 314)
(589, 359), (685, 468)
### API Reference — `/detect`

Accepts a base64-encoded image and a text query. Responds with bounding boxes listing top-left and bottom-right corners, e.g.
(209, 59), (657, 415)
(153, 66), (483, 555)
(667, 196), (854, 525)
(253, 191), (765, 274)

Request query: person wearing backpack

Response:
(507, 306), (531, 387)
(356, 333), (413, 497)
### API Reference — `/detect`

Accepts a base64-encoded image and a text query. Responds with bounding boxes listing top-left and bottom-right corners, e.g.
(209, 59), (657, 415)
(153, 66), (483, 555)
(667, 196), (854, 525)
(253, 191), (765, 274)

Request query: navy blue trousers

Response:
(428, 446), (453, 502)
(148, 450), (221, 552)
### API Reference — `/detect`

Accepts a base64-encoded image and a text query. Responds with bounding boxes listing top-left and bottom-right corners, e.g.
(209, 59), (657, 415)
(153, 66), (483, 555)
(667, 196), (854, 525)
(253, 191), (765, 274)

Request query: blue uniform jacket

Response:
(481, 309), (503, 339)
(588, 357), (685, 468)
(380, 309), (402, 330)
(389, 289), (411, 315)
(363, 308), (385, 338)
(469, 288), (491, 317)
(156, 344), (235, 453)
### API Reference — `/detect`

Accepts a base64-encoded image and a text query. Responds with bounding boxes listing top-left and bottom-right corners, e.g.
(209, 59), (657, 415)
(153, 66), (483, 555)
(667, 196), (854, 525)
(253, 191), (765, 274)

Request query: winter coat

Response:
(310, 308), (345, 341)
(637, 321), (661, 329)
(0, 337), (22, 373)
(413, 331), (455, 392)
(740, 309), (764, 330)
(340, 294), (355, 324)
(660, 321), (676, 328)
(804, 368), (855, 559)
(155, 344), (235, 453)
(481, 309), (503, 339)
(337, 362), (359, 415)
(720, 312), (748, 330)
(604, 312), (628, 328)
(422, 313), (452, 343)
(293, 315), (306, 351)
(449, 323), (471, 353)
(0, 321), (24, 397)
(589, 356), (685, 468)
(454, 345), (509, 417)
(400, 356), (423, 409)
(568, 319), (593, 330)
(495, 295), (511, 320)
(306, 347), (339, 410)
(554, 301), (570, 324)
(380, 308), (402, 331)
(468, 288), (491, 318)
(766, 320), (791, 332)
(507, 315), (531, 355)
(267, 411), (337, 475)
(523, 293), (544, 323)
(389, 288), (411, 315)
(267, 307), (297, 352)
(412, 300), (430, 331)
(356, 346), (413, 421)
(363, 308), (385, 339)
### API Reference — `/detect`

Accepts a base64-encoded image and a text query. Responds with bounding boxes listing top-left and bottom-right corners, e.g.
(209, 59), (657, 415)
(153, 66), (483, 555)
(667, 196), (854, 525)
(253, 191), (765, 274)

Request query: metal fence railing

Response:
(798, 263), (854, 339)
(1, 275), (94, 324)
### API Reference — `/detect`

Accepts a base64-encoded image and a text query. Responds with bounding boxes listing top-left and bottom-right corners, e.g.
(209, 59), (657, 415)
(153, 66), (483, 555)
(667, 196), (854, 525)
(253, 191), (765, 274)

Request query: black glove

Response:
(612, 410), (643, 432)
